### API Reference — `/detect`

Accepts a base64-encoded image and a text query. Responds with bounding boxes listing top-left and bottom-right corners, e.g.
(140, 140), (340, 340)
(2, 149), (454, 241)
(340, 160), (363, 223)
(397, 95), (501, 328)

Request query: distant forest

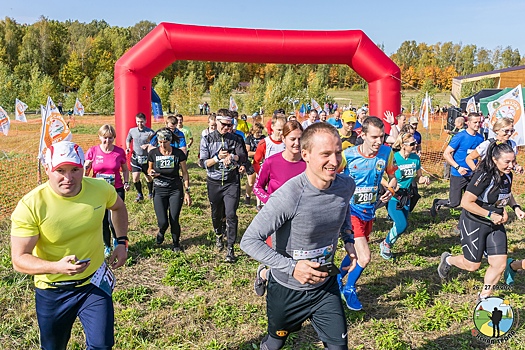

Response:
(0, 16), (522, 114)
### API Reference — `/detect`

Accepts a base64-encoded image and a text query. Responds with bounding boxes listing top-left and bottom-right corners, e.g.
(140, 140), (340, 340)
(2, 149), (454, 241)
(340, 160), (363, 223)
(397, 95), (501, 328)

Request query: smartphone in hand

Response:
(315, 262), (341, 276)
(75, 258), (91, 265)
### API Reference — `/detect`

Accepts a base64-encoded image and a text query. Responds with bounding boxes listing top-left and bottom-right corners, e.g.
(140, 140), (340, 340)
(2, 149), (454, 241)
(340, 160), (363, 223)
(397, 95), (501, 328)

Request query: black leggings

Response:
(207, 178), (240, 247)
(102, 187), (125, 248)
(153, 186), (183, 246)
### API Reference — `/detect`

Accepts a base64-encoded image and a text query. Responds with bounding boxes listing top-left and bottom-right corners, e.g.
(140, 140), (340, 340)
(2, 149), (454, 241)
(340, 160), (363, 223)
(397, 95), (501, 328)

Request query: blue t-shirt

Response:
(343, 145), (397, 221)
(327, 118), (343, 129)
(414, 131), (422, 144)
(448, 130), (484, 177)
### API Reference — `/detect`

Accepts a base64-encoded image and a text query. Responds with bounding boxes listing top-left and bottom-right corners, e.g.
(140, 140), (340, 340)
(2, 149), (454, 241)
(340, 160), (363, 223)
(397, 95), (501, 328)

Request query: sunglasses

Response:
(404, 141), (417, 146)
(501, 129), (515, 135)
(219, 122), (233, 127)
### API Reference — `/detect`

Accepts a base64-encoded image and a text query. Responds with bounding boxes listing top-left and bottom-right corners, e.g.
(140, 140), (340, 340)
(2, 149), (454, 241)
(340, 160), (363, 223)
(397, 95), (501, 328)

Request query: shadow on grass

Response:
(414, 330), (491, 350)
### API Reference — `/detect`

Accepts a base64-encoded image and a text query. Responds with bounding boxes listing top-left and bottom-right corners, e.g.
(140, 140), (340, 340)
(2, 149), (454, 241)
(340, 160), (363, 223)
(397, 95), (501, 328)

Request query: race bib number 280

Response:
(353, 186), (377, 204)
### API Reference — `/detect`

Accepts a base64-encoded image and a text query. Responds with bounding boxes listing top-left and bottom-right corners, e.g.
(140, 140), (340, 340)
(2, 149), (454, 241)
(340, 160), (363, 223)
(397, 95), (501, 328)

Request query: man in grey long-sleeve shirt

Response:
(240, 123), (356, 350)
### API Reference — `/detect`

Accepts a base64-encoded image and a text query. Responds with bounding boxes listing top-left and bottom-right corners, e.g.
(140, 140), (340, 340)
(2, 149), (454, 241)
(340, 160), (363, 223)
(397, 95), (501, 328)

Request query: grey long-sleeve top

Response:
(240, 172), (356, 291)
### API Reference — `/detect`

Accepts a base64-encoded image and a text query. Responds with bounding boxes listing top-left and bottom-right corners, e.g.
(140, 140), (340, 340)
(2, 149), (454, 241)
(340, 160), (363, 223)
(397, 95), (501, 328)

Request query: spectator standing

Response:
(176, 115), (194, 156)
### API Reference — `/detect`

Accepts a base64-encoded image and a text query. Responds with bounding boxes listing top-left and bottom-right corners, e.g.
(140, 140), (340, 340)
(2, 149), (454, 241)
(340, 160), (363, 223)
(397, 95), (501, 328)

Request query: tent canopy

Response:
(479, 88), (525, 115)
(460, 89), (501, 111)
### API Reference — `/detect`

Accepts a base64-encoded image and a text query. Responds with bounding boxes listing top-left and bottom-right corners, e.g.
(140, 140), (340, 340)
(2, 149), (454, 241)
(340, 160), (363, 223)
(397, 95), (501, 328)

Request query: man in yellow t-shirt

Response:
(10, 141), (128, 350)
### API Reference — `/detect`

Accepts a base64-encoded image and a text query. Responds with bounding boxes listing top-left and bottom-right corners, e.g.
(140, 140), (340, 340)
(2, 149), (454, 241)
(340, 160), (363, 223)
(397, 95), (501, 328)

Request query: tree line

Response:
(0, 16), (522, 115)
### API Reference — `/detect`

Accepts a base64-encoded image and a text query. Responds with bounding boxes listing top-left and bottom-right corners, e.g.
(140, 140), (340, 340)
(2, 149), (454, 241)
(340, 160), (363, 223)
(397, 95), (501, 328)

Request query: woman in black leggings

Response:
(147, 128), (191, 252)
(438, 141), (524, 299)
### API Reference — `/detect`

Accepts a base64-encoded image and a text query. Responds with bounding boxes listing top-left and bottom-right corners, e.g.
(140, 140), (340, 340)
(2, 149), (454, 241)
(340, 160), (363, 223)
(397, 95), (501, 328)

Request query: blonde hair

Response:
(392, 132), (414, 151)
(98, 124), (116, 138)
(493, 117), (513, 132)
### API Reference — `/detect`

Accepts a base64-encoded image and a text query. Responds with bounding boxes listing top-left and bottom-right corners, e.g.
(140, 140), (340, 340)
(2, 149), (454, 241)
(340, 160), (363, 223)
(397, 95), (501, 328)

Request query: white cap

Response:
(45, 141), (85, 171)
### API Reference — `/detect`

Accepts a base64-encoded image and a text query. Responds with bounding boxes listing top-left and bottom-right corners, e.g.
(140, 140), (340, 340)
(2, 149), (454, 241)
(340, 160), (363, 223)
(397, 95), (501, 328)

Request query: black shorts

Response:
(266, 273), (347, 346)
(130, 155), (148, 174)
(448, 175), (470, 208)
(459, 210), (507, 263)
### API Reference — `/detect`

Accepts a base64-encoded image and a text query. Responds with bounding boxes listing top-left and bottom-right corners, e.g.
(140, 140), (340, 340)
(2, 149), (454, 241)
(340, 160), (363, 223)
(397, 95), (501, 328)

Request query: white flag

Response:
(0, 106), (10, 136)
(487, 85), (525, 146)
(311, 98), (322, 113)
(229, 96), (238, 112)
(15, 98), (28, 122)
(466, 96), (477, 113)
(74, 98), (85, 116)
(38, 97), (72, 163)
(420, 92), (431, 129)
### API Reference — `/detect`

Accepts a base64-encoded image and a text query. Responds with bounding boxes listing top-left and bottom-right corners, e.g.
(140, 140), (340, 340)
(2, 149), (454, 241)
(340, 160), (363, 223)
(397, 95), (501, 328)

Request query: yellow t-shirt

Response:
(11, 177), (118, 289)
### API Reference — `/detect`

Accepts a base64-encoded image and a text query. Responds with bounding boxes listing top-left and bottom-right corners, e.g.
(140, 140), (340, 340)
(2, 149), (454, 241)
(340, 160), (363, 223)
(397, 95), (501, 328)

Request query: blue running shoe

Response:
(379, 240), (392, 260)
(337, 273), (344, 291)
(504, 258), (516, 285)
(342, 287), (362, 311)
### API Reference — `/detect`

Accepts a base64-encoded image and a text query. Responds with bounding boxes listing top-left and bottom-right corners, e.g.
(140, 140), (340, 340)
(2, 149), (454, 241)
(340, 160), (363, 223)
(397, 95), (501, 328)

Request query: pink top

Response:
(253, 152), (306, 203)
(85, 145), (127, 189)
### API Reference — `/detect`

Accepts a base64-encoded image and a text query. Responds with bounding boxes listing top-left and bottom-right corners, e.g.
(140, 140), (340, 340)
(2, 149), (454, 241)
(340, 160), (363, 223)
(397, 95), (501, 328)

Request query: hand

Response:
(384, 110), (395, 125)
(502, 209), (508, 224)
(514, 165), (524, 174)
(515, 207), (525, 220)
(218, 149), (229, 160)
(109, 244), (127, 269)
(124, 183), (130, 191)
(56, 255), (90, 276)
(140, 144), (149, 150)
(457, 167), (468, 176)
(419, 176), (430, 185)
(184, 192), (192, 206)
(379, 190), (393, 203)
(149, 170), (158, 177)
(238, 165), (246, 174)
(292, 260), (328, 285)
(343, 243), (357, 273)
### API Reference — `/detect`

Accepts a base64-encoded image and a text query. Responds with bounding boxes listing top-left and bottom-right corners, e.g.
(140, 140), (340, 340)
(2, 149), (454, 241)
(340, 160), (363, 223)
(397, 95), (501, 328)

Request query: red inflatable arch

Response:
(114, 22), (401, 147)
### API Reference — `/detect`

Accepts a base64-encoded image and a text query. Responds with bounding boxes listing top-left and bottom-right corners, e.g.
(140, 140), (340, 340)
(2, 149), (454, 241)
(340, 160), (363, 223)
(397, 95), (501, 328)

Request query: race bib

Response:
(353, 186), (378, 204)
(136, 155), (148, 164)
(292, 244), (334, 264)
(96, 173), (115, 186)
(90, 262), (116, 296)
(398, 164), (416, 179)
(156, 155), (175, 169)
(495, 193), (511, 208)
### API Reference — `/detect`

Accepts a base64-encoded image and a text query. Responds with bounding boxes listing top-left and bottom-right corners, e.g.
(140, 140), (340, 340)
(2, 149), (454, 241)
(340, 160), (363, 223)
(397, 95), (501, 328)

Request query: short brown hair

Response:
(361, 116), (384, 134)
(301, 122), (339, 152)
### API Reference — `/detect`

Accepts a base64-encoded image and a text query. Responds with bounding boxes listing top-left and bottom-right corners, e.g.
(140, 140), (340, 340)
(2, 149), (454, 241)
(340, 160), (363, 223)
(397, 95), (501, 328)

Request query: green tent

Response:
(480, 87), (525, 115)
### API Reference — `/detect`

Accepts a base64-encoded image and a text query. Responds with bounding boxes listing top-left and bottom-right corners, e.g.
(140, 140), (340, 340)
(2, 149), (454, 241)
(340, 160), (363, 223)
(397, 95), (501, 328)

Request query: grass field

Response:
(1, 119), (525, 349)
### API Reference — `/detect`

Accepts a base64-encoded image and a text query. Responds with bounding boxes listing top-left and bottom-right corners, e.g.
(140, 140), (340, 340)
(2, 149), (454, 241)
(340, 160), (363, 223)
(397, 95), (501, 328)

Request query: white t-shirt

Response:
(476, 139), (518, 159)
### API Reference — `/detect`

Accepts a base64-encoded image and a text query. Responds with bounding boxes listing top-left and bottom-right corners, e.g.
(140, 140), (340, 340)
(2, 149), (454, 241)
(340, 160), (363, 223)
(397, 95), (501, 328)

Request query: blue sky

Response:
(2, 0), (524, 55)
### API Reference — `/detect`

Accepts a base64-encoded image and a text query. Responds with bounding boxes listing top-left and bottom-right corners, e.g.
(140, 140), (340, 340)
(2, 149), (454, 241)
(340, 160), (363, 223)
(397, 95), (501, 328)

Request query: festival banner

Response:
(73, 98), (85, 116)
(38, 97), (72, 162)
(0, 106), (10, 136)
(311, 98), (322, 113)
(229, 96), (238, 111)
(487, 85), (525, 146)
(15, 99), (28, 122)
(466, 96), (477, 113)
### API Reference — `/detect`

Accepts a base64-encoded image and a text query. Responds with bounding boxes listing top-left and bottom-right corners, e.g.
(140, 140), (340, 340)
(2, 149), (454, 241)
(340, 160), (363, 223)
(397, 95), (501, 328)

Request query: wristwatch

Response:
(454, 165), (460, 170)
(185, 187), (191, 193)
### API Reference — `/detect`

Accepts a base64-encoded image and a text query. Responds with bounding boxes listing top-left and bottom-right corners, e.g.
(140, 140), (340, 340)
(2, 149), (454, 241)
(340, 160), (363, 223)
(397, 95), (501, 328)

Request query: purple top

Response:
(253, 151), (306, 203)
(85, 145), (127, 189)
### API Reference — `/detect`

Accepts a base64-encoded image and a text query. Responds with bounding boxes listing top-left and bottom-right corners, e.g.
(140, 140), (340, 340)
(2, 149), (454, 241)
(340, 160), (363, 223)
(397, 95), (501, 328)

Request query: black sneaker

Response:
(225, 246), (236, 263)
(215, 235), (224, 251)
(430, 198), (440, 218)
(135, 194), (144, 203)
(172, 246), (182, 253)
(438, 252), (452, 279)
(254, 264), (267, 296)
(156, 232), (164, 245)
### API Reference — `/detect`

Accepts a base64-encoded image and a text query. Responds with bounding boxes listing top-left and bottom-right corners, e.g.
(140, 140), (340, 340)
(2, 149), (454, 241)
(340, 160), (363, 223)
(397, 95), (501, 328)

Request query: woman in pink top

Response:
(254, 120), (305, 203)
(84, 124), (130, 255)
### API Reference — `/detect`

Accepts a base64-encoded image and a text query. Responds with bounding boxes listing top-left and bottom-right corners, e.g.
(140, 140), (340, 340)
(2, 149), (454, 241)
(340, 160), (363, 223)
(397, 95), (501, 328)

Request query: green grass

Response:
(1, 122), (525, 349)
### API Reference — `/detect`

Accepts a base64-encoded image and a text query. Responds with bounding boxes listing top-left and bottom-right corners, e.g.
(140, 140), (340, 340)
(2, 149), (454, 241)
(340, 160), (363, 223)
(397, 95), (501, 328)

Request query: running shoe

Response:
(172, 245), (182, 253)
(438, 252), (451, 279)
(430, 198), (440, 218)
(156, 232), (164, 245)
(148, 193), (154, 200)
(135, 194), (144, 203)
(379, 240), (393, 260)
(225, 246), (236, 263)
(504, 258), (516, 285)
(342, 287), (362, 311)
(254, 264), (267, 296)
(215, 235), (224, 250)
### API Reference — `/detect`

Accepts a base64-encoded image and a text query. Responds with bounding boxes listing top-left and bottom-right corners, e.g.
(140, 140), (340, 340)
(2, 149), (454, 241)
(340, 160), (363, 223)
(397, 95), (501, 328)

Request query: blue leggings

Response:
(385, 199), (409, 247)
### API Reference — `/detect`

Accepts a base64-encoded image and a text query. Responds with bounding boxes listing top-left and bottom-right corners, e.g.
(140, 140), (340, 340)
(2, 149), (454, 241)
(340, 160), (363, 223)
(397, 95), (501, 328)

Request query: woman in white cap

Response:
(147, 128), (191, 252)
(84, 124), (129, 256)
